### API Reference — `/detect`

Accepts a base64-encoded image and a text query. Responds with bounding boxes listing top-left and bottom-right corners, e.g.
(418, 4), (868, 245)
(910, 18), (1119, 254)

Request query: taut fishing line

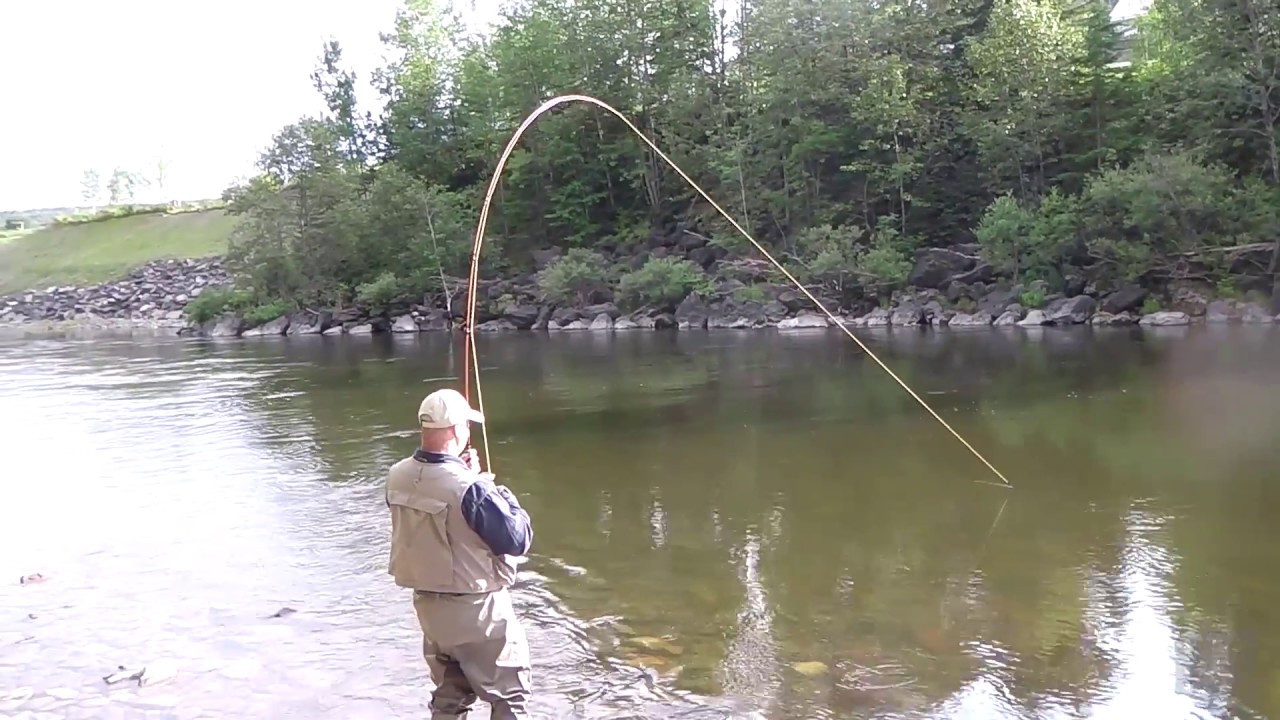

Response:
(459, 93), (1012, 489)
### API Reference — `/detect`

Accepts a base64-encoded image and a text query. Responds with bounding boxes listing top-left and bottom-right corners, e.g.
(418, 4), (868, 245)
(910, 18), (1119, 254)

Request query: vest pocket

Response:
(387, 490), (453, 589)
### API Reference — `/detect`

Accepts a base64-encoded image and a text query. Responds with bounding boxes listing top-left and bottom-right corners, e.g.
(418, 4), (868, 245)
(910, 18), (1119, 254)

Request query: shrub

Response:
(355, 271), (404, 312)
(617, 257), (712, 309)
(184, 286), (252, 324)
(536, 248), (609, 305)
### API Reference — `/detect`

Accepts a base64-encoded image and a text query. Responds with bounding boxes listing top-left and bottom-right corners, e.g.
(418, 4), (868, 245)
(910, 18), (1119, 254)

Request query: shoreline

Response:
(2, 309), (1277, 341)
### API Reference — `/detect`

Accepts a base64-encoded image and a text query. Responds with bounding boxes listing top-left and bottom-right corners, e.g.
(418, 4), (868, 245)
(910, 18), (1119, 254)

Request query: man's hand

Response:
(463, 448), (482, 472)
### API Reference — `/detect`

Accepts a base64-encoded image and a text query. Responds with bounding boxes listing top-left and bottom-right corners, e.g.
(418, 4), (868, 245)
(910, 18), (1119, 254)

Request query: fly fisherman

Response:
(385, 388), (534, 719)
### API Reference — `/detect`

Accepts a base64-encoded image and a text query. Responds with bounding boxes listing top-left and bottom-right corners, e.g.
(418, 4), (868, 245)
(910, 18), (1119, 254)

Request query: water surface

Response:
(2, 325), (1279, 719)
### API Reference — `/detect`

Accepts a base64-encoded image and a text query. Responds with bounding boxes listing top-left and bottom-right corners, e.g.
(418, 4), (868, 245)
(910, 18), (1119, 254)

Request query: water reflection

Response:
(1, 326), (1279, 718)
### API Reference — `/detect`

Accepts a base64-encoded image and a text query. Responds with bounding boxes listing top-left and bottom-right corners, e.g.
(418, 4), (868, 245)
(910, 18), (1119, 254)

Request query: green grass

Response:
(0, 209), (237, 294)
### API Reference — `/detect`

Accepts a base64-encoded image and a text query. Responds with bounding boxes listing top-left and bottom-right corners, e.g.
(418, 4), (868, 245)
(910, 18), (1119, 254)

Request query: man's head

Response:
(418, 388), (485, 454)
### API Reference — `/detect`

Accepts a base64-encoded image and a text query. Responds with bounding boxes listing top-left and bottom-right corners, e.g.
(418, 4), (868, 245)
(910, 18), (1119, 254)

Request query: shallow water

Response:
(2, 325), (1279, 719)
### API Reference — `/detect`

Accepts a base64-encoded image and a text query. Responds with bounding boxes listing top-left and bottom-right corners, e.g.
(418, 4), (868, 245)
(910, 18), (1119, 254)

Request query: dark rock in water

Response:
(268, 607), (297, 619)
(418, 309), (452, 332)
(675, 295), (710, 329)
(889, 303), (924, 326)
(550, 307), (583, 327)
(502, 304), (540, 330)
(652, 313), (677, 330)
(205, 314), (245, 338)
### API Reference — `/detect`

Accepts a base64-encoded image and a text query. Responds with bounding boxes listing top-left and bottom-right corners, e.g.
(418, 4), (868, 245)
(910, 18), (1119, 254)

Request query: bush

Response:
(536, 248), (610, 305)
(355, 271), (404, 313)
(617, 257), (712, 309)
(184, 286), (252, 324)
(733, 284), (767, 303)
(1019, 288), (1046, 309)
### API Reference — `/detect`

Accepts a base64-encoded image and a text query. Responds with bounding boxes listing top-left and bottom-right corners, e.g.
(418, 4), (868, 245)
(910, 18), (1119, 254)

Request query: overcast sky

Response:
(0, 0), (1150, 212)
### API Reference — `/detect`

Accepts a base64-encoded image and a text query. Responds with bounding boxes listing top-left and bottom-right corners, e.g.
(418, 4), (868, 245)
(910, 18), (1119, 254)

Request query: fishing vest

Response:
(385, 456), (519, 594)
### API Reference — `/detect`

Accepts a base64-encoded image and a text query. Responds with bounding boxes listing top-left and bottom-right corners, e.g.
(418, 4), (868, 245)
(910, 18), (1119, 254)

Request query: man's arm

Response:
(460, 480), (533, 556)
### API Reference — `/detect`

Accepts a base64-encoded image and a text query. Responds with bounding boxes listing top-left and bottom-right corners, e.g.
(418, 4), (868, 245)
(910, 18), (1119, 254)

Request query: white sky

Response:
(0, 0), (1150, 212)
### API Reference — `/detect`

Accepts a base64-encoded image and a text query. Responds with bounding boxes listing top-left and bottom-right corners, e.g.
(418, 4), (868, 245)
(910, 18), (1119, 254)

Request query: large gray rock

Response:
(948, 311), (993, 328)
(418, 309), (452, 331)
(1046, 295), (1096, 325)
(777, 312), (829, 329)
(709, 299), (769, 329)
(1101, 286), (1148, 314)
(1241, 302), (1274, 323)
(1091, 311), (1138, 326)
(675, 295), (711, 330)
(907, 248), (977, 289)
(502, 304), (541, 330)
(588, 313), (614, 331)
(392, 315), (418, 333)
(207, 314), (244, 337)
(614, 317), (640, 330)
(889, 303), (925, 326)
(1017, 310), (1049, 326)
(862, 307), (891, 327)
(1139, 311), (1190, 326)
(979, 288), (1020, 316)
(1205, 300), (1235, 323)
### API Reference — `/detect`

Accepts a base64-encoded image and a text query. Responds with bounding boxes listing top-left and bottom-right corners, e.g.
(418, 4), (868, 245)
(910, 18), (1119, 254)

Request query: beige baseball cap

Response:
(418, 388), (485, 429)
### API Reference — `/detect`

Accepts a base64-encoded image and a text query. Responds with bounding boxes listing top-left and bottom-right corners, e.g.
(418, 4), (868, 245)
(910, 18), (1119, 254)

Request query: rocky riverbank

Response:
(3, 250), (1279, 337)
(1, 258), (227, 329)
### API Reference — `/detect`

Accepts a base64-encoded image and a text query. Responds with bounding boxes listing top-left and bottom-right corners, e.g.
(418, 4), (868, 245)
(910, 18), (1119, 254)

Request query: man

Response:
(385, 387), (534, 719)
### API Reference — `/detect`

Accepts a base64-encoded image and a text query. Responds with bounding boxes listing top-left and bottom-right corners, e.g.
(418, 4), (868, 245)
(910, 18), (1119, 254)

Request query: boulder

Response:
(392, 315), (419, 333)
(907, 248), (977, 290)
(889, 303), (925, 326)
(502, 304), (541, 330)
(588, 313), (614, 331)
(1139, 311), (1191, 326)
(948, 311), (993, 328)
(1045, 295), (1096, 325)
(1016, 310), (1049, 327)
(675, 295), (711, 330)
(777, 312), (829, 329)
(1101, 286), (1148, 314)
(1090, 311), (1139, 326)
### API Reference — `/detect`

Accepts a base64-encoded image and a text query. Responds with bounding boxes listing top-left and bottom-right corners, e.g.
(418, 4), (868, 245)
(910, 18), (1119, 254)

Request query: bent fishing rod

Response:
(456, 93), (1012, 489)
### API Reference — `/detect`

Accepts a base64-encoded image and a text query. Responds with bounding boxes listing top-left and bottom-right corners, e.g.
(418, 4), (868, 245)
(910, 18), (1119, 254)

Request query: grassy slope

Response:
(0, 210), (237, 294)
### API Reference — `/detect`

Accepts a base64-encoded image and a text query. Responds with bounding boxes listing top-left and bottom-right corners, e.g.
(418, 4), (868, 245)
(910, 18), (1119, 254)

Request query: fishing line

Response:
(461, 93), (1012, 489)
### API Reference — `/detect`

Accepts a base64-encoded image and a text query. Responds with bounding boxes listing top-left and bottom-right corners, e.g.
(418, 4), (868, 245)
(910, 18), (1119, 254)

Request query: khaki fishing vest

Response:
(385, 456), (519, 594)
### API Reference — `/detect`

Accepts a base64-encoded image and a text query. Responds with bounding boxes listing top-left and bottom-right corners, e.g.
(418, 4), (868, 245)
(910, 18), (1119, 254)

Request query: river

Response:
(2, 325), (1279, 719)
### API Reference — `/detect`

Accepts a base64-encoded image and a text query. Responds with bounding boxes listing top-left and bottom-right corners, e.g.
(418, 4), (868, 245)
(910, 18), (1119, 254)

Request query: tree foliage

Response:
(220, 0), (1280, 312)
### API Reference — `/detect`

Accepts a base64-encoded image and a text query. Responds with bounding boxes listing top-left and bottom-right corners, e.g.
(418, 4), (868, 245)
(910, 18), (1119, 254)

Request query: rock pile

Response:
(1, 258), (228, 326)
(5, 247), (1279, 337)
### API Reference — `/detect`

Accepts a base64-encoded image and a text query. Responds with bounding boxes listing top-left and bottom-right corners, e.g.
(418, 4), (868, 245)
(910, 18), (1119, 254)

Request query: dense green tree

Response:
(212, 0), (1280, 315)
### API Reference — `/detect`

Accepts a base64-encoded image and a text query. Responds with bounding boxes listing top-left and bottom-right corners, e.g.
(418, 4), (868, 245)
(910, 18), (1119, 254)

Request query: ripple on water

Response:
(0, 338), (750, 719)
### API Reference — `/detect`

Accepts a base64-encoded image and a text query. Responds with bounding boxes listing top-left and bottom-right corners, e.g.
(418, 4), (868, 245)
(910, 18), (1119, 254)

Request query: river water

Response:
(2, 325), (1279, 719)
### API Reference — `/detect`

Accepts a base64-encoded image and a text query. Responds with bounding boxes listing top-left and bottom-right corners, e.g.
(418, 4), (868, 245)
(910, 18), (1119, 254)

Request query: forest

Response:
(210, 0), (1280, 323)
